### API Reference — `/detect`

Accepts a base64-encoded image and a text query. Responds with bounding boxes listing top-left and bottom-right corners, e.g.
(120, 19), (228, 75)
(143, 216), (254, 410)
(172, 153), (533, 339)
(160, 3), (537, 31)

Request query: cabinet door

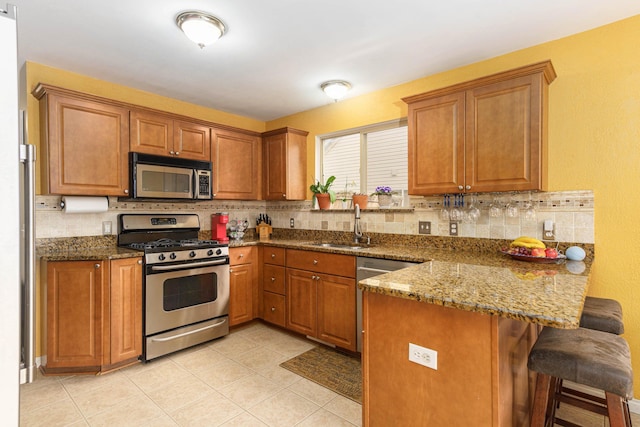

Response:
(407, 92), (465, 195)
(108, 257), (143, 366)
(263, 132), (287, 200)
(42, 93), (130, 196)
(174, 120), (211, 161)
(465, 74), (543, 192)
(317, 273), (356, 351)
(212, 128), (261, 199)
(229, 263), (254, 326)
(263, 264), (285, 294)
(286, 268), (317, 336)
(130, 110), (173, 156)
(46, 261), (105, 371)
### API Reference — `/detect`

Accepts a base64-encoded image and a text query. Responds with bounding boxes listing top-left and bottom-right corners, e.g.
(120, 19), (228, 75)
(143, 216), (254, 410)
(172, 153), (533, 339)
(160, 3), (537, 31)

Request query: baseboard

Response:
(566, 381), (640, 414)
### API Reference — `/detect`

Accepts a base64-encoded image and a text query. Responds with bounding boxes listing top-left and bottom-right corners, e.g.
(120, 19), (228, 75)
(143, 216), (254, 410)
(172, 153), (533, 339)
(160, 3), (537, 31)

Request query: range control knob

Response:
(189, 251), (196, 258)
(170, 253), (177, 260)
(158, 254), (166, 261)
(216, 248), (222, 256)
(207, 249), (214, 256)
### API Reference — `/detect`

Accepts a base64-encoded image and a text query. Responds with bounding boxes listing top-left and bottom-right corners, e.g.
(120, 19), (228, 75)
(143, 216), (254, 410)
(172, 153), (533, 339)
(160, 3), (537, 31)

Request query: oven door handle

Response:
(150, 258), (229, 272)
(150, 318), (228, 343)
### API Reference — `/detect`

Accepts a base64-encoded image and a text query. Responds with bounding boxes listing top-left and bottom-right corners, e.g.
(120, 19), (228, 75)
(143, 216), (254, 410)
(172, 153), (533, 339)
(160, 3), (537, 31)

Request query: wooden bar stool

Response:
(528, 327), (633, 427)
(580, 296), (624, 335)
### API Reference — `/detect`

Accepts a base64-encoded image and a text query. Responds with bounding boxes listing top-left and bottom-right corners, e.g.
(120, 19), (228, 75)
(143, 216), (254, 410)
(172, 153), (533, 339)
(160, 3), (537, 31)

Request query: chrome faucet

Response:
(353, 203), (371, 244)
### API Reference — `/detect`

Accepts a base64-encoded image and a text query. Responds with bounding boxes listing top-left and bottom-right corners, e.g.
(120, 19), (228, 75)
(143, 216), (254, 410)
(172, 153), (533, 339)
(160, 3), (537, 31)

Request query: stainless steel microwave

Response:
(130, 152), (213, 200)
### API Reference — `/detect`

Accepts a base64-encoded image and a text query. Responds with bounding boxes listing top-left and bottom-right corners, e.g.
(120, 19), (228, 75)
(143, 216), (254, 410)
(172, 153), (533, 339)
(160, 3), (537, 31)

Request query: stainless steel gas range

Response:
(117, 213), (229, 361)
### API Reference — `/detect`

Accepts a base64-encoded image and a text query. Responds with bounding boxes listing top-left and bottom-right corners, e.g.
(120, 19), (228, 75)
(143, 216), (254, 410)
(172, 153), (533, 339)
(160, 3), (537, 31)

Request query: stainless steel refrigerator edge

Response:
(0, 3), (26, 424)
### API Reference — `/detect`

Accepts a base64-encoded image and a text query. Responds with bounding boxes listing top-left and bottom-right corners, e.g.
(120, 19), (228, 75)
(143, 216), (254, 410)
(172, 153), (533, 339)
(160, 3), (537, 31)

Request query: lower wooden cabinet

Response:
(261, 246), (287, 328)
(285, 249), (357, 351)
(229, 247), (258, 326)
(44, 257), (142, 374)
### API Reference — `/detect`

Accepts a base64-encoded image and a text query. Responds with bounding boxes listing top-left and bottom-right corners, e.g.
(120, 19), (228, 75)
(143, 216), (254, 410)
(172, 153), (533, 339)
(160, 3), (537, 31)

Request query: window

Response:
(318, 120), (408, 199)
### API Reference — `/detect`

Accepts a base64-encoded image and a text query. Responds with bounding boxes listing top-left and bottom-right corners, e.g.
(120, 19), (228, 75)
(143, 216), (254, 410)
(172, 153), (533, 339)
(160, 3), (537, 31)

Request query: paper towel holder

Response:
(60, 196), (109, 214)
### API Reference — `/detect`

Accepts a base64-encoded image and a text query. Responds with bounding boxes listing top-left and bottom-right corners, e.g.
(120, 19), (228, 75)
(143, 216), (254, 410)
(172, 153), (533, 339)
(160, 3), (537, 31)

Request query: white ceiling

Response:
(10, 1), (640, 121)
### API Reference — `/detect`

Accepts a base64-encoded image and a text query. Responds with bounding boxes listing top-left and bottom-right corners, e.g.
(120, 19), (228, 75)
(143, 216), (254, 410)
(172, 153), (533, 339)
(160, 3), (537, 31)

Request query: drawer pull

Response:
(239, 253), (244, 258)
(313, 259), (318, 265)
(271, 277), (276, 281)
(271, 253), (276, 258)
(94, 263), (100, 269)
(271, 307), (276, 312)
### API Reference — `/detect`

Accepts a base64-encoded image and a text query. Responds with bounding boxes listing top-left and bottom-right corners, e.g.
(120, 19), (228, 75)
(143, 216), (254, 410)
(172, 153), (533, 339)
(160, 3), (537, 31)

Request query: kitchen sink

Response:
(310, 242), (369, 250)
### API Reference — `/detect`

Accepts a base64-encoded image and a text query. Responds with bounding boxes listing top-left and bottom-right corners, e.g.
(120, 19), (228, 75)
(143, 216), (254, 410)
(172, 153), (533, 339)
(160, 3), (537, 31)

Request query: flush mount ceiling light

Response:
(176, 11), (226, 49)
(321, 80), (352, 101)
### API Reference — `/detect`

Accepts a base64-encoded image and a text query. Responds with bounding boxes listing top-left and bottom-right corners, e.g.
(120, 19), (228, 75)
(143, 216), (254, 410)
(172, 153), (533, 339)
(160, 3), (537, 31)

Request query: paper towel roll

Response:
(61, 196), (109, 214)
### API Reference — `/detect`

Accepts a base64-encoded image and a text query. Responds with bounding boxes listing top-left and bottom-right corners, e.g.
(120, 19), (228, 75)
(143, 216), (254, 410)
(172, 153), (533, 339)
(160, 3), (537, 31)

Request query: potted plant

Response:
(352, 193), (368, 209)
(372, 186), (393, 208)
(310, 175), (336, 210)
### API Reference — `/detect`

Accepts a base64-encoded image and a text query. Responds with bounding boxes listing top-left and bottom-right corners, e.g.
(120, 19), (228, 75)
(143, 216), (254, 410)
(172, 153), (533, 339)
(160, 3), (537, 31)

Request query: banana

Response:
(510, 236), (546, 249)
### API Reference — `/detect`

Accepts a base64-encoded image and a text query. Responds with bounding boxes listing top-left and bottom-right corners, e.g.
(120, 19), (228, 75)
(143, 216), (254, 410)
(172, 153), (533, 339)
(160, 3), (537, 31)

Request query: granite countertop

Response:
(38, 234), (590, 329)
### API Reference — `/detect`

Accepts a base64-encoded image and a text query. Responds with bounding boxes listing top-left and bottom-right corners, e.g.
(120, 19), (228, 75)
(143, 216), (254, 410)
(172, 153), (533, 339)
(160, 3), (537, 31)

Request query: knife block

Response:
(256, 223), (272, 241)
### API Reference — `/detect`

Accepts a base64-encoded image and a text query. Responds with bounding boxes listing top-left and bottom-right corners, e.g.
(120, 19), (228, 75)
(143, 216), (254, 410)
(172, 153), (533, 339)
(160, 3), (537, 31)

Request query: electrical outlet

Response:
(409, 343), (437, 370)
(102, 221), (112, 235)
(290, 218), (295, 228)
(449, 221), (458, 236)
(418, 221), (431, 234)
(542, 219), (556, 241)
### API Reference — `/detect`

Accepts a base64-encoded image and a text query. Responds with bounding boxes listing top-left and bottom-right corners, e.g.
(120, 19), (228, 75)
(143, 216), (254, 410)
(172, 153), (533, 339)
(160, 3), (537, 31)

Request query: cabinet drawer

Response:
(286, 249), (355, 278)
(230, 246), (254, 265)
(262, 291), (285, 327)
(262, 246), (285, 266)
(263, 264), (285, 295)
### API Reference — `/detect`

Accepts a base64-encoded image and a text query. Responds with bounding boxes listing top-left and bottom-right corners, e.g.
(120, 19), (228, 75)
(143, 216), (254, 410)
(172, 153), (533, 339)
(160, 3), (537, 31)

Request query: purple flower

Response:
(374, 186), (392, 195)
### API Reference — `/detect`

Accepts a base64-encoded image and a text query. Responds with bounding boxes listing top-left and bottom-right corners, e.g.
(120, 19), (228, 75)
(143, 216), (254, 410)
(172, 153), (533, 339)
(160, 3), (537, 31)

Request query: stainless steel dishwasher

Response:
(356, 257), (418, 352)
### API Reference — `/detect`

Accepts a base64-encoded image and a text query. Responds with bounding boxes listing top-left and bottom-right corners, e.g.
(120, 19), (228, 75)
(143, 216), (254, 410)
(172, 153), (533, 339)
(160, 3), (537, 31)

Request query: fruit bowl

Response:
(500, 250), (566, 264)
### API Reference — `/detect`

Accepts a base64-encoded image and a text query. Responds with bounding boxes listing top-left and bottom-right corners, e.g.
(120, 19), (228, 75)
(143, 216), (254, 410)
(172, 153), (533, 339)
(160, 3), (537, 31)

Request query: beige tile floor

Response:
(20, 322), (361, 427)
(19, 321), (640, 426)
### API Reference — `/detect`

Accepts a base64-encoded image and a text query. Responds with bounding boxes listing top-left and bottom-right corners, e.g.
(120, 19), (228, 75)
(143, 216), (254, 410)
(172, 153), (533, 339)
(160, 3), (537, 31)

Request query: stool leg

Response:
(605, 392), (629, 427)
(531, 373), (552, 427)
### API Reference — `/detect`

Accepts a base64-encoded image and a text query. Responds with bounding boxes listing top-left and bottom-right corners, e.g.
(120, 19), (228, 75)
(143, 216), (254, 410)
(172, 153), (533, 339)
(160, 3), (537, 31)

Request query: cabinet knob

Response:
(229, 268), (233, 273)
(213, 193), (217, 197)
(137, 260), (142, 265)
(458, 185), (463, 190)
(239, 253), (244, 258)
(465, 185), (471, 190)
(313, 260), (318, 265)
(124, 189), (129, 194)
(271, 277), (276, 282)
(94, 263), (100, 268)
(311, 275), (316, 280)
(282, 194), (286, 198)
(271, 307), (276, 312)
(271, 253), (276, 258)
(175, 151), (180, 155)
(170, 151), (175, 155)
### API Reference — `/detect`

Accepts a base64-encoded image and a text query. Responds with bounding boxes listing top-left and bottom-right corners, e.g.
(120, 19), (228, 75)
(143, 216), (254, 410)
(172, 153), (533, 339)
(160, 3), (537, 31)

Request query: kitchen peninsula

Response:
(357, 252), (590, 426)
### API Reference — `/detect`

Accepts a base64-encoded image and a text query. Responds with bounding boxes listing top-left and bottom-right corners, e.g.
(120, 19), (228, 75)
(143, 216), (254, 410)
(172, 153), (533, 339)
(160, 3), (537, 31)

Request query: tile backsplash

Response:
(35, 190), (594, 244)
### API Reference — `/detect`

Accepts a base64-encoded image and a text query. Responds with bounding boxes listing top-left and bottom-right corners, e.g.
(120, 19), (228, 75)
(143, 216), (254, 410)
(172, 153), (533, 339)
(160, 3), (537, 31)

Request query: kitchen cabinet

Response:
(229, 246), (258, 326)
(33, 84), (130, 196)
(261, 246), (286, 327)
(130, 110), (211, 161)
(285, 249), (356, 351)
(403, 61), (556, 195)
(43, 257), (142, 374)
(262, 127), (308, 200)
(211, 127), (262, 199)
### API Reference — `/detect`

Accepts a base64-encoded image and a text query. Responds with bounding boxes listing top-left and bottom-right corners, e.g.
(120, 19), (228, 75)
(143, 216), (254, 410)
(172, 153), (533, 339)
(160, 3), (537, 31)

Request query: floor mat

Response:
(280, 346), (362, 403)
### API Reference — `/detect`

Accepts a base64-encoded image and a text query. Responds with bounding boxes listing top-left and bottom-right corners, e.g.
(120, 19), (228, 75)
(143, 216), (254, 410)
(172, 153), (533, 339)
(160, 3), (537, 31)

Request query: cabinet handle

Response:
(94, 263), (100, 268)
(213, 193), (217, 197)
(229, 268), (233, 273)
(465, 185), (471, 190)
(271, 277), (276, 282)
(282, 194), (286, 198)
(313, 260), (318, 265)
(458, 185), (463, 190)
(124, 189), (129, 194)
(271, 307), (276, 312)
(239, 253), (244, 258)
(311, 275), (317, 280)
(271, 253), (276, 258)
(170, 151), (175, 155)
(175, 151), (180, 155)
(137, 260), (142, 265)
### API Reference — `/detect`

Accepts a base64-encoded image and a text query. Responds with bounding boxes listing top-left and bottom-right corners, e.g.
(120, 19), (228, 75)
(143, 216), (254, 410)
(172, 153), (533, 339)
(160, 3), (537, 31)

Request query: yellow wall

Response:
(27, 15), (640, 395)
(268, 15), (640, 395)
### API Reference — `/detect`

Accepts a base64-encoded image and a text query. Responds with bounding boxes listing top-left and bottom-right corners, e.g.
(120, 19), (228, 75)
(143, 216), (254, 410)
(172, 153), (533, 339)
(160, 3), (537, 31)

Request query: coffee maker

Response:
(211, 212), (229, 243)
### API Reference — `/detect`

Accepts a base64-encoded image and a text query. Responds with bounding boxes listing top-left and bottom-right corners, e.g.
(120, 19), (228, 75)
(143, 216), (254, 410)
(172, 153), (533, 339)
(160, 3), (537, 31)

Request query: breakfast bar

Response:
(358, 253), (591, 426)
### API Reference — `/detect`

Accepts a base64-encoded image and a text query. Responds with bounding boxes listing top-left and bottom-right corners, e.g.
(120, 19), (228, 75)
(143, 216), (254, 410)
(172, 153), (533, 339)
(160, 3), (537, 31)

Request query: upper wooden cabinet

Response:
(403, 61), (556, 195)
(33, 84), (130, 196)
(130, 110), (211, 161)
(211, 127), (261, 200)
(262, 127), (308, 200)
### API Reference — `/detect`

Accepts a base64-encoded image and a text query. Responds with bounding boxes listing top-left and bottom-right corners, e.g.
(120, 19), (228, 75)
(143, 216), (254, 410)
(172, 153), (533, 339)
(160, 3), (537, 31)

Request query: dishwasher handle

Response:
(357, 266), (395, 275)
